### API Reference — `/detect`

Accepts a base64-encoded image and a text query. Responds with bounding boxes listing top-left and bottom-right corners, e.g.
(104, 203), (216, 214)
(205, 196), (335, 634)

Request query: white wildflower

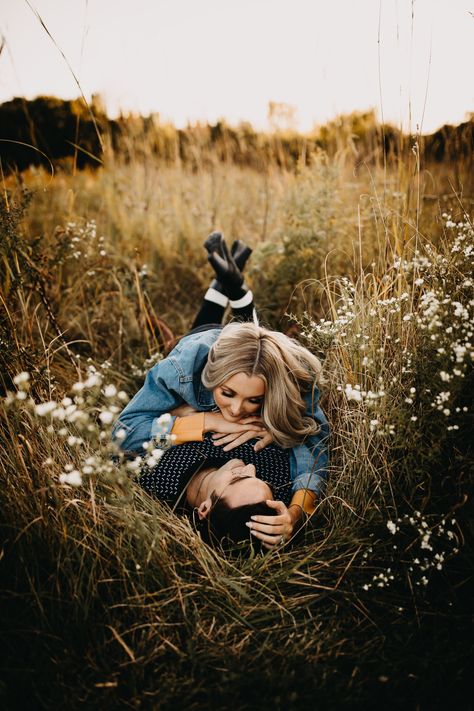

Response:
(99, 411), (114, 425)
(386, 521), (398, 535)
(67, 435), (83, 446)
(35, 401), (57, 416)
(157, 413), (172, 426)
(84, 373), (102, 388)
(345, 384), (363, 402)
(126, 457), (143, 472)
(13, 372), (30, 385)
(59, 470), (83, 487)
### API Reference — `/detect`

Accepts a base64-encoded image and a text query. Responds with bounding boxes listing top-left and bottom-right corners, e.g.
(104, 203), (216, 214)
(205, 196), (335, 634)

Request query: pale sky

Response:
(1, 0), (473, 134)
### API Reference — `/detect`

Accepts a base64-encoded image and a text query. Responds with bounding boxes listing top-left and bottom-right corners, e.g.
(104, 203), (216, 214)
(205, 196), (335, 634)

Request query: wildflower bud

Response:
(13, 372), (30, 386)
(99, 411), (114, 425)
(35, 401), (57, 416)
(59, 470), (83, 487)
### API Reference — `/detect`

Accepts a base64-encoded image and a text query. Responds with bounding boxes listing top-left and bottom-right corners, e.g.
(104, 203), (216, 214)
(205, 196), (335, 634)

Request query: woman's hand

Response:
(204, 412), (272, 452)
(245, 500), (302, 550)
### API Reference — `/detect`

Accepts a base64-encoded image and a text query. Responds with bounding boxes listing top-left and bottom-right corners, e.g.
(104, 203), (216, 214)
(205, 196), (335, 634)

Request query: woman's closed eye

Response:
(221, 390), (263, 405)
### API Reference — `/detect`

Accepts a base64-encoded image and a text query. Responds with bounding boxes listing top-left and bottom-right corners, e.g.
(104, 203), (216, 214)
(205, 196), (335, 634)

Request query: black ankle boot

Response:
(231, 239), (253, 271)
(204, 232), (251, 301)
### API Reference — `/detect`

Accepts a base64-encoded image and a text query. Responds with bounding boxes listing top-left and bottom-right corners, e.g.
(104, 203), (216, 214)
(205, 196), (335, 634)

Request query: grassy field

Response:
(0, 127), (472, 710)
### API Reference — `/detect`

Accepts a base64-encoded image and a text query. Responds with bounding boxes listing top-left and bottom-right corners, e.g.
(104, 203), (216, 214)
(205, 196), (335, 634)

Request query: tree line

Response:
(1, 95), (473, 174)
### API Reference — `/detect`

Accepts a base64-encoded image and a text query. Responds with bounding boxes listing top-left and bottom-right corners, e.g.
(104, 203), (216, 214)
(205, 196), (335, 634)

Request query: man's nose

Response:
(240, 463), (257, 477)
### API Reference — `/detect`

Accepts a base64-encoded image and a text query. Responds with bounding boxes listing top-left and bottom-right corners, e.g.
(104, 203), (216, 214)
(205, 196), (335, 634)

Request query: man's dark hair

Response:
(197, 498), (275, 553)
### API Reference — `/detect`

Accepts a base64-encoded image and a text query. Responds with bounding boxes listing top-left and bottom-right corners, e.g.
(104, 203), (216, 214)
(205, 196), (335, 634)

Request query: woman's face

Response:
(197, 459), (273, 518)
(213, 372), (265, 422)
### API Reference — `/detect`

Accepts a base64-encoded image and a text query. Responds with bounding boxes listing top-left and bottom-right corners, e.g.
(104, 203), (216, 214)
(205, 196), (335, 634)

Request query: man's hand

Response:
(245, 500), (303, 550)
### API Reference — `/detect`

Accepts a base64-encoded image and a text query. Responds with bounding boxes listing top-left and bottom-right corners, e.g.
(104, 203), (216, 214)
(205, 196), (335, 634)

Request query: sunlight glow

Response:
(1, 0), (473, 133)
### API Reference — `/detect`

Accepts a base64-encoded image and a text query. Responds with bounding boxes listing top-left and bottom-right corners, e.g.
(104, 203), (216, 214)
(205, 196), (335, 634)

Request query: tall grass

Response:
(0, 130), (472, 709)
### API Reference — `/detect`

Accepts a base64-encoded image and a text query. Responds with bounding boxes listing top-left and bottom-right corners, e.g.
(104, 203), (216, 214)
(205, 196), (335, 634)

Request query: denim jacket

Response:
(112, 329), (329, 496)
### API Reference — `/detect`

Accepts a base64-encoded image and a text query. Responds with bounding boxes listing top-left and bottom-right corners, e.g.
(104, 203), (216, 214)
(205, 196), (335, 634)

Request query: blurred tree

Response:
(0, 96), (106, 172)
(268, 101), (298, 133)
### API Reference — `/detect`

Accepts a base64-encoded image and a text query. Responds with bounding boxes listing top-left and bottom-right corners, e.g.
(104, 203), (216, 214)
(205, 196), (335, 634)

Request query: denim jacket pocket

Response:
(168, 354), (185, 380)
(197, 381), (214, 408)
(179, 374), (193, 384)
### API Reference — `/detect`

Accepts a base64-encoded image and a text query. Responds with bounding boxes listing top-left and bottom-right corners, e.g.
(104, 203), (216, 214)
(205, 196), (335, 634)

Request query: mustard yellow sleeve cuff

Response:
(289, 489), (318, 516)
(170, 413), (205, 445)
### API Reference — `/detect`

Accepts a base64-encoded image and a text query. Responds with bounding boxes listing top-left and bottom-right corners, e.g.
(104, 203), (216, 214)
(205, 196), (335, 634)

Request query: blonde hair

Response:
(201, 322), (324, 448)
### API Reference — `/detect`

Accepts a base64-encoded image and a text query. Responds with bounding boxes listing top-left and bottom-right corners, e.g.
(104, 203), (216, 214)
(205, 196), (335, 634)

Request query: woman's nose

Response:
(229, 401), (242, 416)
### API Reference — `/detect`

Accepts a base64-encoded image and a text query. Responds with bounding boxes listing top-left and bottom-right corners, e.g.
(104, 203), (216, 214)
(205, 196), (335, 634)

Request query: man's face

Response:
(198, 459), (272, 518)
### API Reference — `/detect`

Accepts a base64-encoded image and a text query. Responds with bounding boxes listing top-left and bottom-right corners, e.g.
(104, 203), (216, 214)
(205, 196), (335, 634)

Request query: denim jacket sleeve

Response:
(289, 385), (330, 497)
(111, 328), (220, 454)
(111, 356), (183, 453)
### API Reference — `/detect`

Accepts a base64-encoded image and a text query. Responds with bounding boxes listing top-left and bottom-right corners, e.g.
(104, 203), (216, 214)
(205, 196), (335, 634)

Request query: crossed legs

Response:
(191, 233), (255, 329)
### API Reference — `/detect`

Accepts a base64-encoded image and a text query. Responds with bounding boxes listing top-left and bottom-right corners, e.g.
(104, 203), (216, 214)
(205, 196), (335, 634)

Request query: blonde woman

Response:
(113, 233), (329, 548)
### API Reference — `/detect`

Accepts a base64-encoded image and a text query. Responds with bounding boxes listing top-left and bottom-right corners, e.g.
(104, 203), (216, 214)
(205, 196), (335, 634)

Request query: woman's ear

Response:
(197, 499), (212, 520)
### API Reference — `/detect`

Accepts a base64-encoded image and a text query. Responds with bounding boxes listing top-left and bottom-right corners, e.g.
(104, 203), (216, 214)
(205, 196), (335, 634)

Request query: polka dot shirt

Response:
(139, 433), (292, 506)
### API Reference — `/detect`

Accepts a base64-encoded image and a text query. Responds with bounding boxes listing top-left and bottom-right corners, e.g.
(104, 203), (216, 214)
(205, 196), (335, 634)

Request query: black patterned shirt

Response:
(139, 433), (292, 506)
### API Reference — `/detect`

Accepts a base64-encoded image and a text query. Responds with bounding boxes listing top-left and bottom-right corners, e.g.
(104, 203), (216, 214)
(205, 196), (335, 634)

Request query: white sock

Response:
(229, 290), (253, 309)
(204, 287), (229, 308)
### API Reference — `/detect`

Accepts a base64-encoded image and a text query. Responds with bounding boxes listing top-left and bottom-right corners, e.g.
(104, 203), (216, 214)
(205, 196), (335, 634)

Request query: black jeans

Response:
(190, 292), (255, 331)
